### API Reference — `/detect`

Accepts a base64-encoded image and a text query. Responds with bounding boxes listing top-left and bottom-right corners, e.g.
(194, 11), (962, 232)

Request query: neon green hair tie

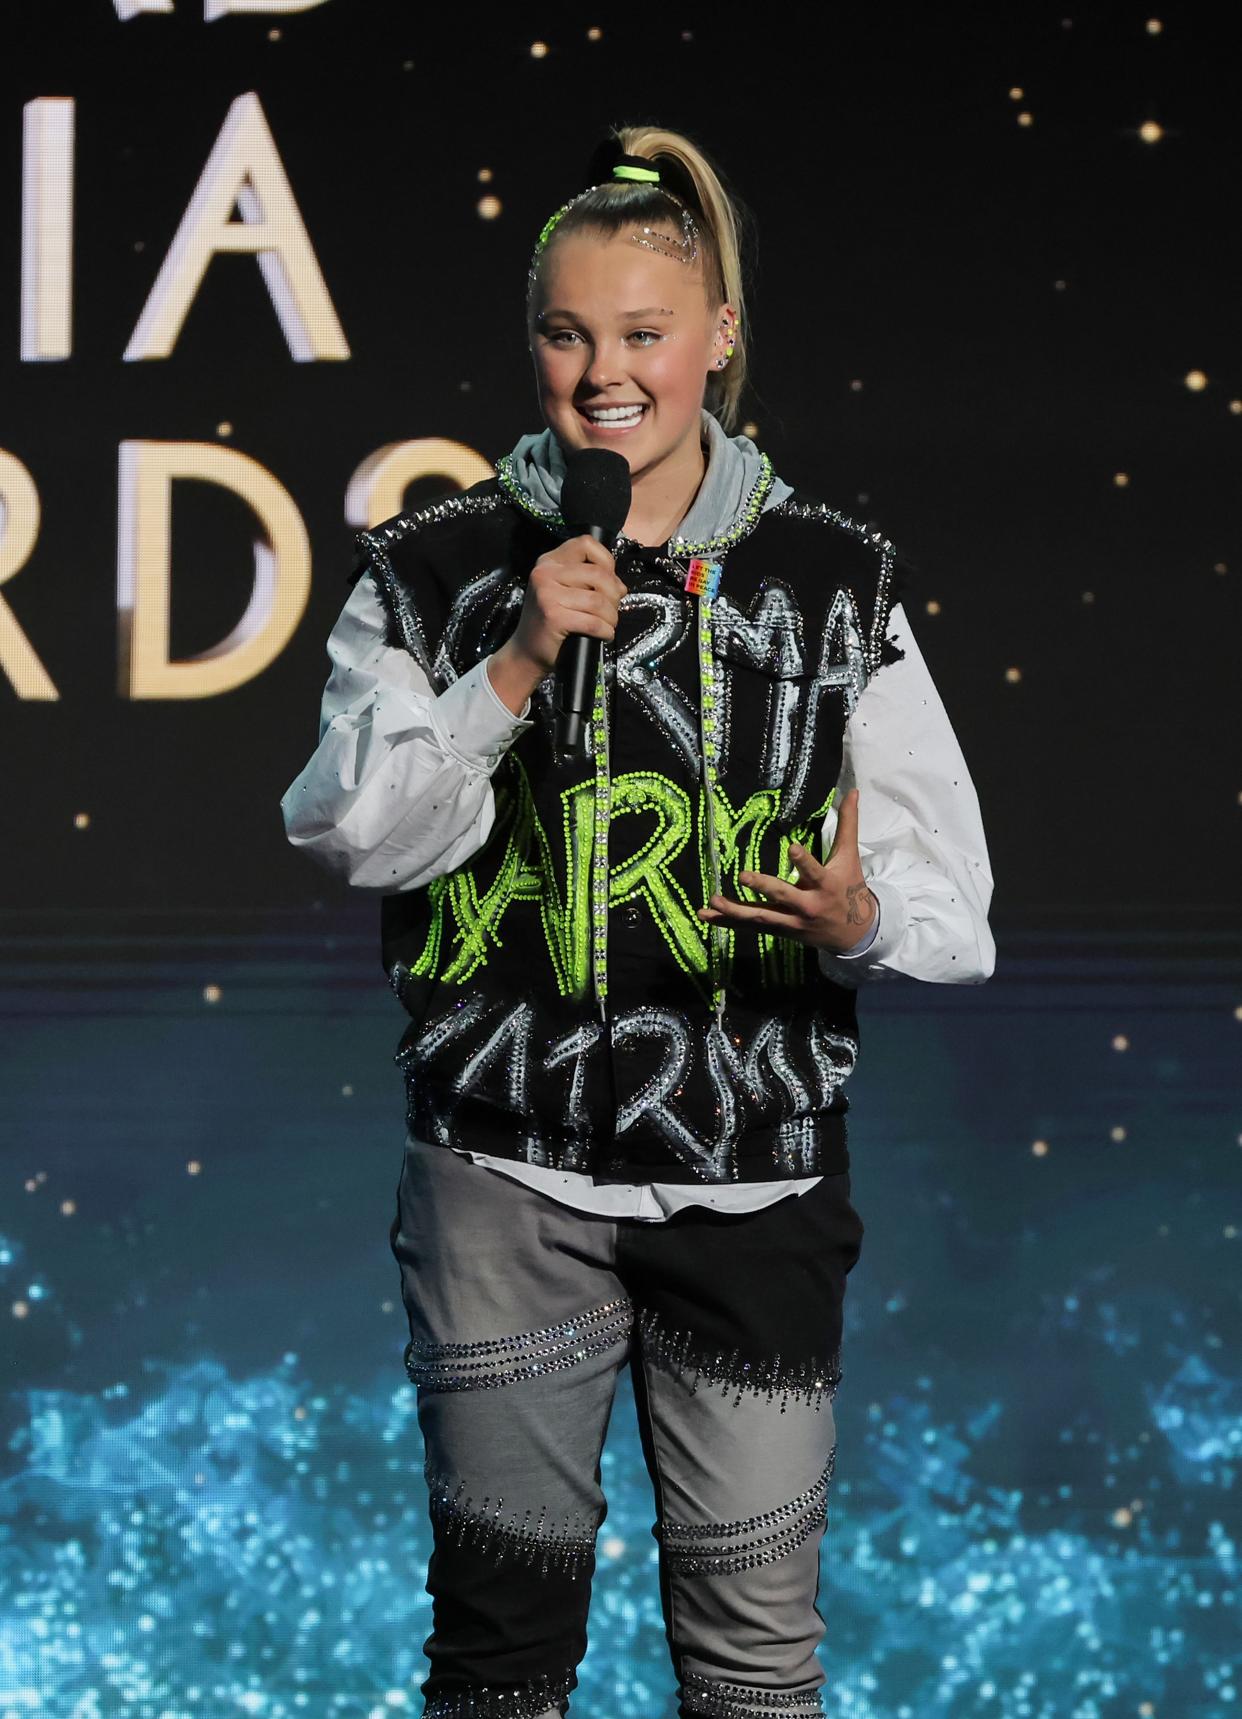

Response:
(612, 163), (660, 183)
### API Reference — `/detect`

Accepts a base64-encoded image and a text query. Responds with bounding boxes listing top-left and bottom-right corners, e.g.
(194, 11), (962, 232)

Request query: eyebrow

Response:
(536, 306), (677, 321)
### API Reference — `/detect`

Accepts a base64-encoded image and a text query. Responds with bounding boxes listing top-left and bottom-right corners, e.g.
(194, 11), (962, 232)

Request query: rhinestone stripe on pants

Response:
(389, 1133), (865, 1719)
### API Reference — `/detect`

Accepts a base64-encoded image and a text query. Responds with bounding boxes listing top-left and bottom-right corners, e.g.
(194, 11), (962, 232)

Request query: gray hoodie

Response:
(503, 409), (793, 543)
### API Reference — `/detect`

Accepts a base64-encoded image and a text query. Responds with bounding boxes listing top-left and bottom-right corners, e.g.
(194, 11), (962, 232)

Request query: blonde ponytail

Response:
(613, 126), (750, 431)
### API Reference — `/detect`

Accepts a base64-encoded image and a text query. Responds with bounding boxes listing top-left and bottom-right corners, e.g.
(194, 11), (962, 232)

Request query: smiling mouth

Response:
(579, 403), (649, 430)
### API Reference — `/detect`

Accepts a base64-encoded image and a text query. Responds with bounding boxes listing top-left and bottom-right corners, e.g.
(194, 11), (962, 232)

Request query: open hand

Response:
(696, 788), (877, 955)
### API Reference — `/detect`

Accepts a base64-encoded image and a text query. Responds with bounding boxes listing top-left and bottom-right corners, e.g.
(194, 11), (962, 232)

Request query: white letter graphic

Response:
(118, 440), (311, 699)
(125, 91), (349, 362)
(21, 99), (75, 362)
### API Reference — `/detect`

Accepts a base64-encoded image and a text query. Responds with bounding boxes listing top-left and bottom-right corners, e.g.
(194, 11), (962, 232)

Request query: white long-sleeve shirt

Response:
(281, 572), (995, 1221)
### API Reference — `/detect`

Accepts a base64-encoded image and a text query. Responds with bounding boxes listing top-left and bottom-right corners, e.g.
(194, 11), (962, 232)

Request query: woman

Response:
(282, 124), (995, 1719)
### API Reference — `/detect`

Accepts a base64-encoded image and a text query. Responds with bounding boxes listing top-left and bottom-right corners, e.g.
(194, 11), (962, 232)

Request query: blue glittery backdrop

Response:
(1, 933), (1237, 1717)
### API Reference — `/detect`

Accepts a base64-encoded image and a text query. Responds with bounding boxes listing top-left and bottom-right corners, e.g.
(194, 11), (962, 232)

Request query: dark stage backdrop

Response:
(2, 7), (1240, 1719)
(1, 1), (1238, 926)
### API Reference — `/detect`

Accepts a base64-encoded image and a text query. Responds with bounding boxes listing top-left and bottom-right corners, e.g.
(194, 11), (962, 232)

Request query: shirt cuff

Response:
(816, 876), (910, 982)
(426, 657), (535, 774)
(481, 654), (534, 723)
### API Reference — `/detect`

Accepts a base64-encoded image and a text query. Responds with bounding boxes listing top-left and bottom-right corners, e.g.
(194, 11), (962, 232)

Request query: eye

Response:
(542, 329), (582, 347)
(628, 330), (661, 346)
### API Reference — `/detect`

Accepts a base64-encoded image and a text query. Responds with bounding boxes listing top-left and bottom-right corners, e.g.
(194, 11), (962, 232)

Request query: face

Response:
(529, 227), (734, 488)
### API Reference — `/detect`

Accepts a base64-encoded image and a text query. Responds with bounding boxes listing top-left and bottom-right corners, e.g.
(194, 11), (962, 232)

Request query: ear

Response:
(711, 304), (739, 370)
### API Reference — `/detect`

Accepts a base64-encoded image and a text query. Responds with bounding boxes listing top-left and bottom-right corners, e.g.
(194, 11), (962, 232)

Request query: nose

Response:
(581, 340), (629, 393)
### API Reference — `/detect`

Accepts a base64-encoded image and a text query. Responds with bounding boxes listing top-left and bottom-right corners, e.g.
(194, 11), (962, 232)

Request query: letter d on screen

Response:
(117, 439), (311, 699)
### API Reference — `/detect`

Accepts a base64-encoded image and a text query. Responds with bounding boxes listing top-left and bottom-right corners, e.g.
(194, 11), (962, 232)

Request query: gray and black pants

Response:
(389, 1135), (866, 1719)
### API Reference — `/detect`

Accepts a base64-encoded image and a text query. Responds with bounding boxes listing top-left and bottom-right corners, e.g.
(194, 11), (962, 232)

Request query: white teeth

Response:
(585, 405), (646, 422)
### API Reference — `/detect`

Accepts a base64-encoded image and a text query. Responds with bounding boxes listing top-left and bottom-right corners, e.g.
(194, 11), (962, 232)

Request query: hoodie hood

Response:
(501, 409), (793, 543)
(496, 410), (793, 1028)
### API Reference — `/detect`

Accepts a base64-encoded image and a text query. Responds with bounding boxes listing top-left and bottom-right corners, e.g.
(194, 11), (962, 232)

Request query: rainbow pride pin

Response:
(683, 557), (722, 599)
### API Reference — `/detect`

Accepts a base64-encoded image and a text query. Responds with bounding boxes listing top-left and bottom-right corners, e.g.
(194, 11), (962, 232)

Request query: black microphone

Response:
(554, 448), (632, 755)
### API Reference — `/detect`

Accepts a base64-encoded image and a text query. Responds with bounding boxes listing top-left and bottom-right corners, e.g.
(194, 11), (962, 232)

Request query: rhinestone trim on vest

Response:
(666, 452), (775, 557)
(764, 498), (897, 678)
(696, 590), (726, 1020)
(493, 448), (775, 561)
(590, 651), (611, 1020)
(355, 490), (508, 685)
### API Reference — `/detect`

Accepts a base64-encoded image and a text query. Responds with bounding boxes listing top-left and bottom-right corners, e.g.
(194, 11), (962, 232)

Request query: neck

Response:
(621, 430), (708, 547)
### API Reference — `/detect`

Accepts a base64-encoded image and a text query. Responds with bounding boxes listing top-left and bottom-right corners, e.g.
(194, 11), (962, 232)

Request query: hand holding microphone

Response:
(487, 449), (632, 753)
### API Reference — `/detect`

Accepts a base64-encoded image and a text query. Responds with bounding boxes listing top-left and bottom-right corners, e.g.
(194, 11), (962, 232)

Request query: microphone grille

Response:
(560, 448), (632, 541)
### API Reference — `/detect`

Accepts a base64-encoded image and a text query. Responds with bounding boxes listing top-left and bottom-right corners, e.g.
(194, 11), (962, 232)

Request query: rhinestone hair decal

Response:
(629, 201), (701, 266)
(527, 184), (702, 294)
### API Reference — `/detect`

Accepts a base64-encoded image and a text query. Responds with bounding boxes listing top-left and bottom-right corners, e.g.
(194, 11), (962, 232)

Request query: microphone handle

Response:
(554, 524), (609, 756)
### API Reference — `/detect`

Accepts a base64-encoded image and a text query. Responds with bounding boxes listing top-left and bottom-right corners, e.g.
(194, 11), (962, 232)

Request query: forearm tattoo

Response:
(845, 882), (877, 928)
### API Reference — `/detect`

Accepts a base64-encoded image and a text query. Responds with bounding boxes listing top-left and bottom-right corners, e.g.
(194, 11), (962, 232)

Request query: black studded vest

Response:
(350, 468), (911, 1184)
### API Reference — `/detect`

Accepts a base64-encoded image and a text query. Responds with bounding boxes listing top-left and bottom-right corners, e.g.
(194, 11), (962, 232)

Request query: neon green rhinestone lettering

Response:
(558, 780), (596, 996)
(703, 782), (839, 990)
(408, 761), (838, 1000)
(408, 873), (448, 981)
(608, 771), (705, 977)
(422, 757), (597, 997)
(438, 767), (543, 984)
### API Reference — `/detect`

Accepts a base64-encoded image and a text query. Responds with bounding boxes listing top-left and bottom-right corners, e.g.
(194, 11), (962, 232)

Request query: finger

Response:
(549, 600), (618, 640)
(785, 840), (824, 883)
(826, 787), (860, 858)
(697, 897), (809, 940)
(553, 587), (622, 621)
(553, 556), (627, 601)
(564, 535), (622, 578)
(736, 868), (813, 916)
